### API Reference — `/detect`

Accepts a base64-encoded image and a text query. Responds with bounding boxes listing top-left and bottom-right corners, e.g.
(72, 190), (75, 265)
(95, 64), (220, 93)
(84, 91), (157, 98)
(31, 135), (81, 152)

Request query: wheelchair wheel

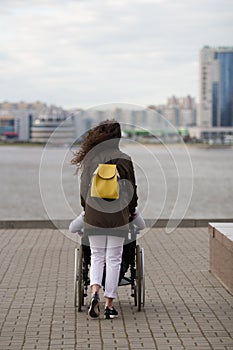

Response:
(133, 282), (137, 307)
(136, 245), (145, 311)
(74, 246), (84, 311)
(141, 247), (145, 308)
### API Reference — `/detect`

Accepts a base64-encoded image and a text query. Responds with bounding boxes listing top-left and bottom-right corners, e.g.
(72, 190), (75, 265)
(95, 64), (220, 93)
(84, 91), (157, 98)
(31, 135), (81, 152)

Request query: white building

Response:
(30, 108), (75, 144)
(151, 95), (197, 128)
(0, 101), (47, 141)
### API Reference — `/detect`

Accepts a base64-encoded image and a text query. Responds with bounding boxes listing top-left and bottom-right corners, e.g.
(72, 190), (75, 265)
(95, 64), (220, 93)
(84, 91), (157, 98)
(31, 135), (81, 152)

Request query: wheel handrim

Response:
(74, 248), (78, 307)
(136, 245), (142, 311)
(141, 247), (145, 307)
(77, 245), (83, 311)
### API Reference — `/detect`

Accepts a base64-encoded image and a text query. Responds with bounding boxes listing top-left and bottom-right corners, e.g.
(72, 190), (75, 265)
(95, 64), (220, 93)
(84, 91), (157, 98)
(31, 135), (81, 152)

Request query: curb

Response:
(0, 218), (232, 229)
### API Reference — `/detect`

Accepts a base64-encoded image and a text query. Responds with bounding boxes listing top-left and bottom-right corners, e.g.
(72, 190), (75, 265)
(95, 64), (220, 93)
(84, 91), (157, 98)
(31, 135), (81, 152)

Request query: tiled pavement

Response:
(0, 227), (232, 350)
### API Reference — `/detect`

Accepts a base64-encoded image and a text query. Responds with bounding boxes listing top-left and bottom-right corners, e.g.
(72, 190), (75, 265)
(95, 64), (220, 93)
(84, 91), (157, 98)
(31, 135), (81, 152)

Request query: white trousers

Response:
(89, 235), (124, 299)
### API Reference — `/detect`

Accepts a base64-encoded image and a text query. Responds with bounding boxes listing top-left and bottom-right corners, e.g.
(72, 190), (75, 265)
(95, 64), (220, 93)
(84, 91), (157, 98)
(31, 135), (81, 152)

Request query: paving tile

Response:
(0, 228), (233, 350)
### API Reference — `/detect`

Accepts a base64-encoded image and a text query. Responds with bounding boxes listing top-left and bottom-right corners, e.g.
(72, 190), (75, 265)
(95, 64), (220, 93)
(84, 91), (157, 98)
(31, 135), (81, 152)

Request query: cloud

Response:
(0, 0), (232, 107)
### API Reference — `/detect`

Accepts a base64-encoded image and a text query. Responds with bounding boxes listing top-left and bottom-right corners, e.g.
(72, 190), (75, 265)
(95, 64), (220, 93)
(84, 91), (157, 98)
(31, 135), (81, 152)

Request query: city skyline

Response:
(1, 0), (233, 108)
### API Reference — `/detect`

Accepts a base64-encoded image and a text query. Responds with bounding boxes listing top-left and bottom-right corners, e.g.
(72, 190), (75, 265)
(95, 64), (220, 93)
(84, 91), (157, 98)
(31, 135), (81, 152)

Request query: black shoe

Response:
(88, 292), (100, 318)
(104, 306), (118, 319)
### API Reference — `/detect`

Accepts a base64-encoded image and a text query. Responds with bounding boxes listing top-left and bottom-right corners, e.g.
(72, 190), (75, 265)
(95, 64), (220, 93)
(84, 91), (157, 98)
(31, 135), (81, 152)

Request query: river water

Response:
(0, 143), (232, 221)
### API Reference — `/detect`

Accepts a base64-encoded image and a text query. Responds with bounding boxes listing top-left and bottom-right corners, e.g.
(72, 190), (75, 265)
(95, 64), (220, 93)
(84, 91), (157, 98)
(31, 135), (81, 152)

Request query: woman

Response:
(71, 119), (138, 319)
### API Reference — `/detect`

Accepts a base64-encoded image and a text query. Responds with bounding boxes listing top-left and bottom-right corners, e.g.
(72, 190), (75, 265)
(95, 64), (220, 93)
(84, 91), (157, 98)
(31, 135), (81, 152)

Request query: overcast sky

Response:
(0, 0), (232, 109)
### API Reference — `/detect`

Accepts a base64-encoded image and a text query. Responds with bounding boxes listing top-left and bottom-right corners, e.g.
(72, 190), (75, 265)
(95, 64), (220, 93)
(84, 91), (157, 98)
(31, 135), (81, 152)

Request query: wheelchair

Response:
(74, 223), (145, 312)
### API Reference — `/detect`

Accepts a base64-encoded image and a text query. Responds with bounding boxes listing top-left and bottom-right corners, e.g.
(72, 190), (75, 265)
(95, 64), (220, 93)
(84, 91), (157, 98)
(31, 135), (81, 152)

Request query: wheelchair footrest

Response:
(119, 277), (131, 286)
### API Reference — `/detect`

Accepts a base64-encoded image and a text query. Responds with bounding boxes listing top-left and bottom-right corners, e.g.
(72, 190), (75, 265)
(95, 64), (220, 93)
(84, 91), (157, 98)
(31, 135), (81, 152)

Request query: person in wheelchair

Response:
(69, 207), (145, 236)
(69, 208), (145, 285)
(71, 120), (143, 319)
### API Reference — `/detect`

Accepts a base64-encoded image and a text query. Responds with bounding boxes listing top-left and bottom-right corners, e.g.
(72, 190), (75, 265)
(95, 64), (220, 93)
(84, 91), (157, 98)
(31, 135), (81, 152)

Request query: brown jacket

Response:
(80, 146), (138, 236)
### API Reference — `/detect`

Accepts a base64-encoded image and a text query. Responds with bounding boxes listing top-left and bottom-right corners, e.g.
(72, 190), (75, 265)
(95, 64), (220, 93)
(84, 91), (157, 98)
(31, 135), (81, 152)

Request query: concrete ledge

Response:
(149, 218), (233, 228)
(0, 218), (233, 229)
(0, 220), (58, 229)
(209, 222), (233, 295)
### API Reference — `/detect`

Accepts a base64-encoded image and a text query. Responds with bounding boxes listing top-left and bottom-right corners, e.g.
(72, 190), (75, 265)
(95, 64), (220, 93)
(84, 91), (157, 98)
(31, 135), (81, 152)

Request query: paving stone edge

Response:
(0, 218), (232, 229)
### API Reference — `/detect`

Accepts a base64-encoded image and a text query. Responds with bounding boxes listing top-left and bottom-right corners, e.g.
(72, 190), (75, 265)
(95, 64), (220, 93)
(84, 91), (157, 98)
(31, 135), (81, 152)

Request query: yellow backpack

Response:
(90, 163), (119, 199)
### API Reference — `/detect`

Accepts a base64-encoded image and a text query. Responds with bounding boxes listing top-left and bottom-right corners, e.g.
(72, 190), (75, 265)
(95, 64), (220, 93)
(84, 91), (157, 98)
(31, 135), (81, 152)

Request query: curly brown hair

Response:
(71, 119), (121, 169)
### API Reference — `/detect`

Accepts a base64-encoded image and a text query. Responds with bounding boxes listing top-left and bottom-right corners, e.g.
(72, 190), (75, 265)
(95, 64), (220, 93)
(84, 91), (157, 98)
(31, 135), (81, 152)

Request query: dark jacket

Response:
(80, 146), (138, 236)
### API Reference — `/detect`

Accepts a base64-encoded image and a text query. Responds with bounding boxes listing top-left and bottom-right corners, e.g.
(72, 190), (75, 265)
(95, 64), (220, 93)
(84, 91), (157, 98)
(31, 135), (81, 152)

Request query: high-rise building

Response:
(199, 46), (233, 128)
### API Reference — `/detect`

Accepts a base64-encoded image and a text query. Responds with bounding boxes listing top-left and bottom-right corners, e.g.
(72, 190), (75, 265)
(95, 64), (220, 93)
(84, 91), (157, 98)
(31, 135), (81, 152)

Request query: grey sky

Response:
(0, 0), (232, 109)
